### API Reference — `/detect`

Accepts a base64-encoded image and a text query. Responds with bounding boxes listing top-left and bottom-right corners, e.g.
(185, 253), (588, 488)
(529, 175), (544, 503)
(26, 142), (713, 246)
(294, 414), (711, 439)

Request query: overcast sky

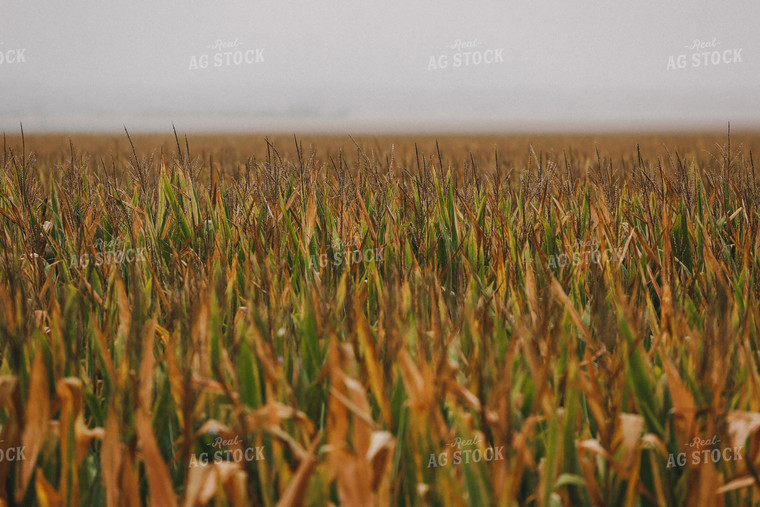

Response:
(0, 0), (758, 133)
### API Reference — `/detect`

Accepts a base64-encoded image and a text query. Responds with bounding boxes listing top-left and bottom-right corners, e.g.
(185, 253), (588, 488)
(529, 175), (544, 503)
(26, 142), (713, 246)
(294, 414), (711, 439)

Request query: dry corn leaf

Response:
(366, 431), (395, 491)
(184, 462), (242, 507)
(101, 406), (121, 507)
(618, 413), (644, 467)
(354, 306), (391, 427)
(34, 472), (62, 507)
(19, 351), (50, 498)
(276, 433), (321, 507)
(715, 475), (757, 494)
(397, 349), (433, 412)
(336, 453), (373, 507)
(550, 278), (591, 342)
(663, 356), (696, 445)
(136, 318), (177, 507)
(685, 461), (724, 507)
(726, 411), (760, 450)
(137, 406), (178, 507)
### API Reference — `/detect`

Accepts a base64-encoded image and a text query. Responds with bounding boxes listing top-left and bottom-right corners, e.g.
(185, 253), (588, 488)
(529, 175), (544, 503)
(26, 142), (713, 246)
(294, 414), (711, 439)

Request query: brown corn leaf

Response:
(34, 472), (62, 507)
(119, 450), (142, 507)
(245, 401), (313, 433)
(304, 189), (317, 248)
(115, 276), (131, 339)
(726, 411), (760, 450)
(344, 377), (371, 457)
(663, 357), (696, 445)
(136, 318), (177, 507)
(618, 413), (644, 467)
(0, 376), (18, 413)
(366, 431), (395, 491)
(354, 305), (391, 427)
(524, 258), (539, 329)
(184, 462), (242, 507)
(136, 406), (178, 507)
(685, 461), (724, 507)
(277, 433), (321, 507)
(101, 407), (121, 507)
(550, 278), (591, 342)
(138, 318), (157, 408)
(336, 453), (373, 507)
(397, 349), (433, 412)
(184, 464), (215, 507)
(19, 351), (50, 498)
(716, 475), (756, 494)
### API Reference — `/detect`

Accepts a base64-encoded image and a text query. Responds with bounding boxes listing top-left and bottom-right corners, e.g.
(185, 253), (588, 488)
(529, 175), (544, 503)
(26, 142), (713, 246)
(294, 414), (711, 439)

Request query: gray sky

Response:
(1, 0), (758, 133)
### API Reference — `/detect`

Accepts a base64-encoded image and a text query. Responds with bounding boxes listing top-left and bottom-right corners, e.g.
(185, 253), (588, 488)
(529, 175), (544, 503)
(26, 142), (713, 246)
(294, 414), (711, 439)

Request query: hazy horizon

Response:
(1, 0), (758, 134)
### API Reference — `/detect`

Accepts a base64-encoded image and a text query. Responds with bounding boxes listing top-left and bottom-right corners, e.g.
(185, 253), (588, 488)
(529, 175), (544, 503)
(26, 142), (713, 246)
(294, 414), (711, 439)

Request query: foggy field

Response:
(1, 132), (760, 505)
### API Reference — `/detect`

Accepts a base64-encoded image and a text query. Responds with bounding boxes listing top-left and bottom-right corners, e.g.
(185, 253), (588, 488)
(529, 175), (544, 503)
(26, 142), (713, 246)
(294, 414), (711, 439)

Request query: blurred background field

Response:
(6, 132), (760, 174)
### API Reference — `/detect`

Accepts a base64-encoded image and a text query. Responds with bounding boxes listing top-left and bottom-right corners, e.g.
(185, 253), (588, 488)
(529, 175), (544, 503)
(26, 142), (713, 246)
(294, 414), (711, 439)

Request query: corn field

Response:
(0, 130), (759, 506)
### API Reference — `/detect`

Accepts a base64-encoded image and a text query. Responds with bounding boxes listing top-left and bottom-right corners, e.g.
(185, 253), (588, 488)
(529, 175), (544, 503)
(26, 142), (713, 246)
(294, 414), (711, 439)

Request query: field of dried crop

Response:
(1, 129), (759, 506)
